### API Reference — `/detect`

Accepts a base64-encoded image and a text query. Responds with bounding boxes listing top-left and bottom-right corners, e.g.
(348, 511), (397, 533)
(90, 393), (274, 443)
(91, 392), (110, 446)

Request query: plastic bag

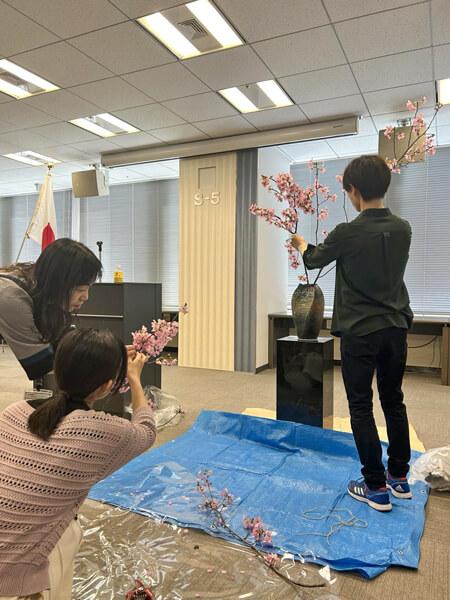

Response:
(410, 446), (450, 491)
(125, 386), (184, 430)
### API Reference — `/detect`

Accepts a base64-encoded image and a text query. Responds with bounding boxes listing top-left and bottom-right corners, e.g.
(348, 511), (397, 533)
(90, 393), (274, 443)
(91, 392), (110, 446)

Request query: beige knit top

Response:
(0, 401), (156, 596)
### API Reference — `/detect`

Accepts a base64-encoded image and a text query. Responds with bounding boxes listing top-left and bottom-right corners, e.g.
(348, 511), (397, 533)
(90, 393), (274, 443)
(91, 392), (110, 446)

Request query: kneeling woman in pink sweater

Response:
(0, 329), (156, 599)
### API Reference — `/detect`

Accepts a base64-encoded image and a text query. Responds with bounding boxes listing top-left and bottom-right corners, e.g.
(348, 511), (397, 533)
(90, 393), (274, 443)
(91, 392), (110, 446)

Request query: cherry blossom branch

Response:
(196, 471), (326, 590)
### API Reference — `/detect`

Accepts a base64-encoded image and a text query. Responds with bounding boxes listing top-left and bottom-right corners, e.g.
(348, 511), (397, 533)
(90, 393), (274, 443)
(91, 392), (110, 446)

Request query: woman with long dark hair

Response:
(0, 328), (156, 599)
(0, 239), (102, 379)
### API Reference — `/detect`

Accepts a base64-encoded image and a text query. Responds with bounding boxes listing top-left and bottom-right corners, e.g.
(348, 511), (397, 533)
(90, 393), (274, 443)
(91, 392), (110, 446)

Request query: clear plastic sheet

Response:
(125, 386), (184, 430)
(74, 500), (343, 600)
(410, 446), (450, 491)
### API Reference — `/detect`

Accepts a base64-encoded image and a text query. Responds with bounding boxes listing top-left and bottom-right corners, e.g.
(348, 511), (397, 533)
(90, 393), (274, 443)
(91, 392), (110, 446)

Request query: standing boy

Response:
(292, 155), (413, 512)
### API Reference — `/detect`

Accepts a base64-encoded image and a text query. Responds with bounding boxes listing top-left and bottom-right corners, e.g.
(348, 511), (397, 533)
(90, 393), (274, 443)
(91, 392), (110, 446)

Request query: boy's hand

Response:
(127, 352), (148, 384)
(291, 234), (308, 254)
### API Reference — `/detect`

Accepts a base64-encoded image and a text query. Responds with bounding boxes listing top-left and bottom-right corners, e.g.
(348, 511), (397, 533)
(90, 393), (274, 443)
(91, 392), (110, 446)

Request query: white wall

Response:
(256, 147), (291, 368)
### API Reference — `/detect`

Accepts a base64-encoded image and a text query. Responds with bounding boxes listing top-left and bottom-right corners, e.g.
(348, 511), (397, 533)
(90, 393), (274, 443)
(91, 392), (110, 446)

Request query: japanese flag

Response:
(28, 171), (57, 250)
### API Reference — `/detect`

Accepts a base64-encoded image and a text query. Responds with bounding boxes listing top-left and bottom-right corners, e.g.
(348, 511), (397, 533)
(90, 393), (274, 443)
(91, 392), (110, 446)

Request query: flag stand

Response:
(15, 164), (53, 263)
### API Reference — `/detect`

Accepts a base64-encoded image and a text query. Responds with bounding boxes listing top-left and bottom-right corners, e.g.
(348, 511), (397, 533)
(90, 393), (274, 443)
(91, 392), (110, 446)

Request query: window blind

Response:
(0, 190), (72, 266)
(289, 147), (450, 316)
(78, 179), (179, 309)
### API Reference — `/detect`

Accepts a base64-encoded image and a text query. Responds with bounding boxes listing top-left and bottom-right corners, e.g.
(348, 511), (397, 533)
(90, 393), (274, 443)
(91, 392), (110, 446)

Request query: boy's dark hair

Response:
(343, 155), (391, 201)
(2, 239), (102, 346)
(28, 329), (127, 441)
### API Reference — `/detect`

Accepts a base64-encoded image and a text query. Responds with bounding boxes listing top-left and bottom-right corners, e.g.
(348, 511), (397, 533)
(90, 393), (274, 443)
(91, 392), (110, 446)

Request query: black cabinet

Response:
(75, 283), (162, 416)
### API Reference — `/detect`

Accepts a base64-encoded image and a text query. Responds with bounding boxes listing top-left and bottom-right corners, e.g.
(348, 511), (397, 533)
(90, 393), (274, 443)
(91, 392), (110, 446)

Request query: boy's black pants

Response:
(340, 327), (411, 489)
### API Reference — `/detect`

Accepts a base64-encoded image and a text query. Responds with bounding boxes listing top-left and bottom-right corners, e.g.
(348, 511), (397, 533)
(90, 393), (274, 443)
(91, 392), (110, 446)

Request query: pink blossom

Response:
(298, 274), (307, 283)
(406, 100), (416, 111)
(179, 303), (189, 314)
(261, 175), (271, 189)
(318, 208), (328, 221)
(329, 193), (337, 202)
(264, 553), (280, 567)
(335, 174), (343, 183)
(307, 159), (314, 170)
(384, 125), (395, 140)
(397, 132), (406, 141)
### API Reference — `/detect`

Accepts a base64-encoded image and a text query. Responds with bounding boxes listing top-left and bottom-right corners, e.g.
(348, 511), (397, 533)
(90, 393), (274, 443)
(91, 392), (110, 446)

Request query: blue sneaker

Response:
(386, 472), (412, 499)
(347, 478), (392, 512)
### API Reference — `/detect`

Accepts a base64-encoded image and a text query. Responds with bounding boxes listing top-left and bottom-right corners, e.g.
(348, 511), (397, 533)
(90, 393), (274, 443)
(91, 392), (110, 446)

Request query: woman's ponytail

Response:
(28, 391), (69, 441)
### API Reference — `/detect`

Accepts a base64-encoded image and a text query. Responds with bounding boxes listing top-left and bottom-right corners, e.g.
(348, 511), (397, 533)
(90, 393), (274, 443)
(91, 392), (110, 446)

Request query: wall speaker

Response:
(72, 169), (109, 198)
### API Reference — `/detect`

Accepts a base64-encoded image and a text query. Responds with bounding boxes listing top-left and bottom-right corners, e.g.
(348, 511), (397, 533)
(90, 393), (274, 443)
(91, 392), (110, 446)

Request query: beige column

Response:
(179, 152), (237, 370)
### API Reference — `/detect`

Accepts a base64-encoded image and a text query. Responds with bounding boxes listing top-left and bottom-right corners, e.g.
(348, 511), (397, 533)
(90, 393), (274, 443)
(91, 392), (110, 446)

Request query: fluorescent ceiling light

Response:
(257, 80), (292, 108)
(0, 77), (31, 99)
(0, 59), (58, 92)
(96, 113), (139, 133)
(0, 59), (58, 99)
(4, 151), (61, 166)
(437, 78), (450, 105)
(219, 87), (258, 113)
(138, 12), (200, 59)
(70, 113), (139, 138)
(70, 118), (115, 137)
(187, 0), (242, 48)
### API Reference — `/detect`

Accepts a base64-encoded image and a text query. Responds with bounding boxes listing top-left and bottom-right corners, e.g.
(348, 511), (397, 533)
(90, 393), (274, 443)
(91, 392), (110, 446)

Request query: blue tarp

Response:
(89, 411), (428, 579)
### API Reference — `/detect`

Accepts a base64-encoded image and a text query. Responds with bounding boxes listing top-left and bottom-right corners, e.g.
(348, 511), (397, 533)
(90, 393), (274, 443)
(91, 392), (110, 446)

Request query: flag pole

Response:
(15, 164), (53, 263)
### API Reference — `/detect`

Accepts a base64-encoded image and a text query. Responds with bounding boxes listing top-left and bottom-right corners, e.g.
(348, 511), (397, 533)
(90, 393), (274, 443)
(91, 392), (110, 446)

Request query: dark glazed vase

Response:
(291, 283), (324, 339)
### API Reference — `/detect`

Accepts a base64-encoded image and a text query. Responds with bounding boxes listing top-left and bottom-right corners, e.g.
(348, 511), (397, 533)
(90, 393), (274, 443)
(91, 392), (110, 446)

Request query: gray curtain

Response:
(235, 149), (258, 372)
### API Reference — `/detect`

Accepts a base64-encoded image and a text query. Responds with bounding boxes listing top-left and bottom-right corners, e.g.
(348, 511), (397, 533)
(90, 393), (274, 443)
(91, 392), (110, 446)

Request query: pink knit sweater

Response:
(0, 401), (156, 596)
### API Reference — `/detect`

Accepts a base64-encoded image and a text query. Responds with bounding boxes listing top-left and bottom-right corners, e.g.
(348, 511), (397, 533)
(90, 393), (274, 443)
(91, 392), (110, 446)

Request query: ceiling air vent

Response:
(177, 18), (209, 39)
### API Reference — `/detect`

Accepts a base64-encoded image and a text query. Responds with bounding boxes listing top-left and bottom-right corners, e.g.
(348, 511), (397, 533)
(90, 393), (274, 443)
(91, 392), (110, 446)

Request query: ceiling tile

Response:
(124, 63), (209, 101)
(37, 145), (91, 162)
(69, 21), (175, 75)
(6, 0), (126, 37)
(195, 115), (256, 137)
(0, 129), (55, 153)
(123, 162), (177, 178)
(0, 93), (13, 103)
(114, 103), (185, 129)
(323, 0), (424, 22)
(335, 4), (430, 62)
(110, 131), (161, 148)
(253, 26), (346, 77)
(364, 82), (436, 115)
(70, 139), (121, 154)
(244, 105), (308, 130)
(0, 1), (58, 55)
(300, 94), (367, 121)
(352, 49), (433, 93)
(70, 77), (153, 111)
(184, 46), (272, 90)
(0, 102), (57, 129)
(280, 65), (359, 104)
(0, 155), (28, 170)
(150, 124), (208, 142)
(29, 122), (99, 144)
(432, 0), (450, 45)
(434, 44), (450, 80)
(327, 134), (379, 157)
(108, 0), (185, 18)
(24, 90), (102, 120)
(281, 139), (336, 162)
(216, 0), (329, 42)
(163, 92), (237, 122)
(10, 42), (113, 88)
